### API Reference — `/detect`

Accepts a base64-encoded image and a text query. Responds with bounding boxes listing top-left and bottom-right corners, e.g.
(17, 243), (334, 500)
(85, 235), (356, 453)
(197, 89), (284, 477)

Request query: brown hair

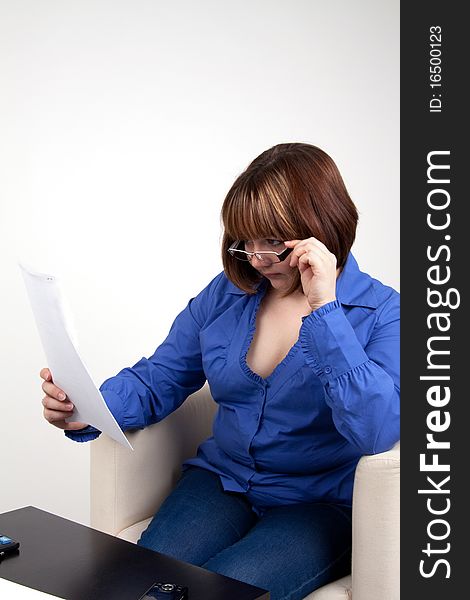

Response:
(221, 143), (358, 295)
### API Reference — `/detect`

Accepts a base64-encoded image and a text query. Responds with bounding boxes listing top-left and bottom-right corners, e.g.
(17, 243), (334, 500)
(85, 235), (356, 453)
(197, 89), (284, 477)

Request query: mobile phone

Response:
(0, 534), (20, 558)
(139, 581), (188, 600)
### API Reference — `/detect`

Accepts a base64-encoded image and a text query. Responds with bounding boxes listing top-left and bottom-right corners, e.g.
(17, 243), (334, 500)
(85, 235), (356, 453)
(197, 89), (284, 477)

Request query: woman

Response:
(40, 143), (400, 600)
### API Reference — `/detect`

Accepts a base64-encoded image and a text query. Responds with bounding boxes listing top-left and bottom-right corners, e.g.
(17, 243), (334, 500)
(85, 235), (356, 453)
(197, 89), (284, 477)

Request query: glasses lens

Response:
(231, 250), (250, 261)
(259, 241), (285, 263)
(257, 252), (280, 264)
(228, 241), (248, 261)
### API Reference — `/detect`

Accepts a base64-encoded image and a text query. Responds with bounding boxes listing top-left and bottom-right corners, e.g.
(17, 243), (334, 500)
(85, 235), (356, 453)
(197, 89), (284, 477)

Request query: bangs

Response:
(222, 173), (298, 243)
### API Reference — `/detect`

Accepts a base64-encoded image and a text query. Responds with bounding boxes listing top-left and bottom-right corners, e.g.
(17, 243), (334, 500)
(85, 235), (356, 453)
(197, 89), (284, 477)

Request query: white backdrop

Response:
(0, 0), (399, 525)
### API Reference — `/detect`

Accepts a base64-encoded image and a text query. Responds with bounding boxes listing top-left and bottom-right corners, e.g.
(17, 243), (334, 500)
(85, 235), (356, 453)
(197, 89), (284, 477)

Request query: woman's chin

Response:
(264, 273), (290, 290)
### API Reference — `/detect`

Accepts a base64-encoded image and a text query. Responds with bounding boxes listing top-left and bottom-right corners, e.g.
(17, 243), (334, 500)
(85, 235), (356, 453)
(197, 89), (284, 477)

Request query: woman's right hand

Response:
(40, 368), (88, 431)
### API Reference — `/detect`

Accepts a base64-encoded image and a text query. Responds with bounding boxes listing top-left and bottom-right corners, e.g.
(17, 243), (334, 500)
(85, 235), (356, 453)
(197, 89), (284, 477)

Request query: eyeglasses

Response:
(228, 240), (293, 264)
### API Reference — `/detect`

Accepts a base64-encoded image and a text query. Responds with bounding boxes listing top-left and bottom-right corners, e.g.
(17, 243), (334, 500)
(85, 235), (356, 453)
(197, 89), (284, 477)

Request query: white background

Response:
(0, 0), (399, 525)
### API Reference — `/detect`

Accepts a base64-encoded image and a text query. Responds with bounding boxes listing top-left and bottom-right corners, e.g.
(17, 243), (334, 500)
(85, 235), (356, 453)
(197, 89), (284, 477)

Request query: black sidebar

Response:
(401, 2), (467, 598)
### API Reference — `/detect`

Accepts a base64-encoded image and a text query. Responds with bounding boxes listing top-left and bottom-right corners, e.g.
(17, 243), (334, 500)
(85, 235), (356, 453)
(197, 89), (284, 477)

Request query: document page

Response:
(20, 264), (133, 450)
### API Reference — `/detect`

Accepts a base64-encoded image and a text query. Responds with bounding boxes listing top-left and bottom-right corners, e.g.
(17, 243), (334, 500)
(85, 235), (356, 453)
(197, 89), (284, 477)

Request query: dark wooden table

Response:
(0, 506), (269, 599)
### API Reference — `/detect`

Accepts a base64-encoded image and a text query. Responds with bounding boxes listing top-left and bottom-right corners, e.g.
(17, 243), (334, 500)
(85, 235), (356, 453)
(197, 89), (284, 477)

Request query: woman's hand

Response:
(40, 368), (88, 431)
(284, 238), (338, 311)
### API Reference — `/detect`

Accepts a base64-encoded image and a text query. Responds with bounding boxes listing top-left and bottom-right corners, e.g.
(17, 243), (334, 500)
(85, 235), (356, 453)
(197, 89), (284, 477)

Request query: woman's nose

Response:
(250, 253), (265, 267)
(251, 251), (272, 268)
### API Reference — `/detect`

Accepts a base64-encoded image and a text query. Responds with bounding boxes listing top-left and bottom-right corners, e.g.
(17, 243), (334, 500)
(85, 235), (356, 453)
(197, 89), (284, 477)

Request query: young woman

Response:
(40, 143), (400, 600)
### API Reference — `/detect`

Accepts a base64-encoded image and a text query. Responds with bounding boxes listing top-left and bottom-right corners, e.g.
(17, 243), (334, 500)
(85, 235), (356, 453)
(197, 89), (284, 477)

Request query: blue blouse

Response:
(67, 253), (400, 511)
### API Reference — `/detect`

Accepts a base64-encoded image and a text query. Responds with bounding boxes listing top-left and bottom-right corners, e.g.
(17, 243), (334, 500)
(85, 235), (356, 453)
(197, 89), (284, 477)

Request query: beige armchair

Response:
(90, 385), (400, 600)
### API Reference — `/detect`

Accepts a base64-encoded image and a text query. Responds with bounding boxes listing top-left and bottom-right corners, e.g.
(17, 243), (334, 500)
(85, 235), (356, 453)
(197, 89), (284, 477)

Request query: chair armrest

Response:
(90, 384), (217, 535)
(351, 441), (400, 600)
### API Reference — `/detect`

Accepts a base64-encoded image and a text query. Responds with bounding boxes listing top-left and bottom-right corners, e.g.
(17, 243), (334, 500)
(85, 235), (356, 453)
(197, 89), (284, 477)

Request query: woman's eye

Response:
(267, 239), (282, 246)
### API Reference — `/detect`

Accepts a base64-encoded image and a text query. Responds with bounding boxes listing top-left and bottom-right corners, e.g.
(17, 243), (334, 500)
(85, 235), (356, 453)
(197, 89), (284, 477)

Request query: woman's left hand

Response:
(284, 238), (338, 312)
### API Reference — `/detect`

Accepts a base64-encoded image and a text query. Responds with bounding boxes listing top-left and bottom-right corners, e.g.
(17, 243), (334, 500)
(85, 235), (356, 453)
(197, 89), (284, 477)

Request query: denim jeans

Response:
(137, 466), (352, 600)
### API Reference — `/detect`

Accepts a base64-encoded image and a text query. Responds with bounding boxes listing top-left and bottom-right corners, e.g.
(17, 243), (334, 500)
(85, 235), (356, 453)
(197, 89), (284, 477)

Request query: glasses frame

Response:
(228, 241), (293, 263)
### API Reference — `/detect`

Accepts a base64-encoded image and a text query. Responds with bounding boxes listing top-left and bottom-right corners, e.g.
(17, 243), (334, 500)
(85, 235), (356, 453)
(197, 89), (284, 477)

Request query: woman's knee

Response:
(202, 502), (352, 600)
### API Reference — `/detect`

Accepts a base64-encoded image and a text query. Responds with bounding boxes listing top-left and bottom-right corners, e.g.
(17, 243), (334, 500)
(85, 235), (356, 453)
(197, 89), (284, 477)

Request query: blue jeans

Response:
(137, 467), (352, 600)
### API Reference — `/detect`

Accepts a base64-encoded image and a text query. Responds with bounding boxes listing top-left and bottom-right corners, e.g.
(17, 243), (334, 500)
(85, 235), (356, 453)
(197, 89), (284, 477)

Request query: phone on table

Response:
(0, 534), (20, 559)
(139, 581), (188, 600)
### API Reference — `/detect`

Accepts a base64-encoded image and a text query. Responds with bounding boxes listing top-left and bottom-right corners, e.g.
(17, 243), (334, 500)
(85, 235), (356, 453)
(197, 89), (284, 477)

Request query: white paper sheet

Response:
(0, 577), (65, 599)
(20, 264), (133, 450)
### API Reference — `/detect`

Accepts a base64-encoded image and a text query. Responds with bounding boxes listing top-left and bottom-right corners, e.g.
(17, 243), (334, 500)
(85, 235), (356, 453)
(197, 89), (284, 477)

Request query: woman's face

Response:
(245, 239), (295, 292)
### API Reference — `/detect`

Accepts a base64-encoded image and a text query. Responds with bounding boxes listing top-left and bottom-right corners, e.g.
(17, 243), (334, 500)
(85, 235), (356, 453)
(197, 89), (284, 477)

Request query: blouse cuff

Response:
(300, 300), (369, 385)
(65, 425), (101, 443)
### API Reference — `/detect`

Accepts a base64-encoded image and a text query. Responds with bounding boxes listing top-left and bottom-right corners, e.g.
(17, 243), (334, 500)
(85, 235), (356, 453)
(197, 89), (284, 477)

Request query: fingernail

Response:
(58, 393), (66, 400)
